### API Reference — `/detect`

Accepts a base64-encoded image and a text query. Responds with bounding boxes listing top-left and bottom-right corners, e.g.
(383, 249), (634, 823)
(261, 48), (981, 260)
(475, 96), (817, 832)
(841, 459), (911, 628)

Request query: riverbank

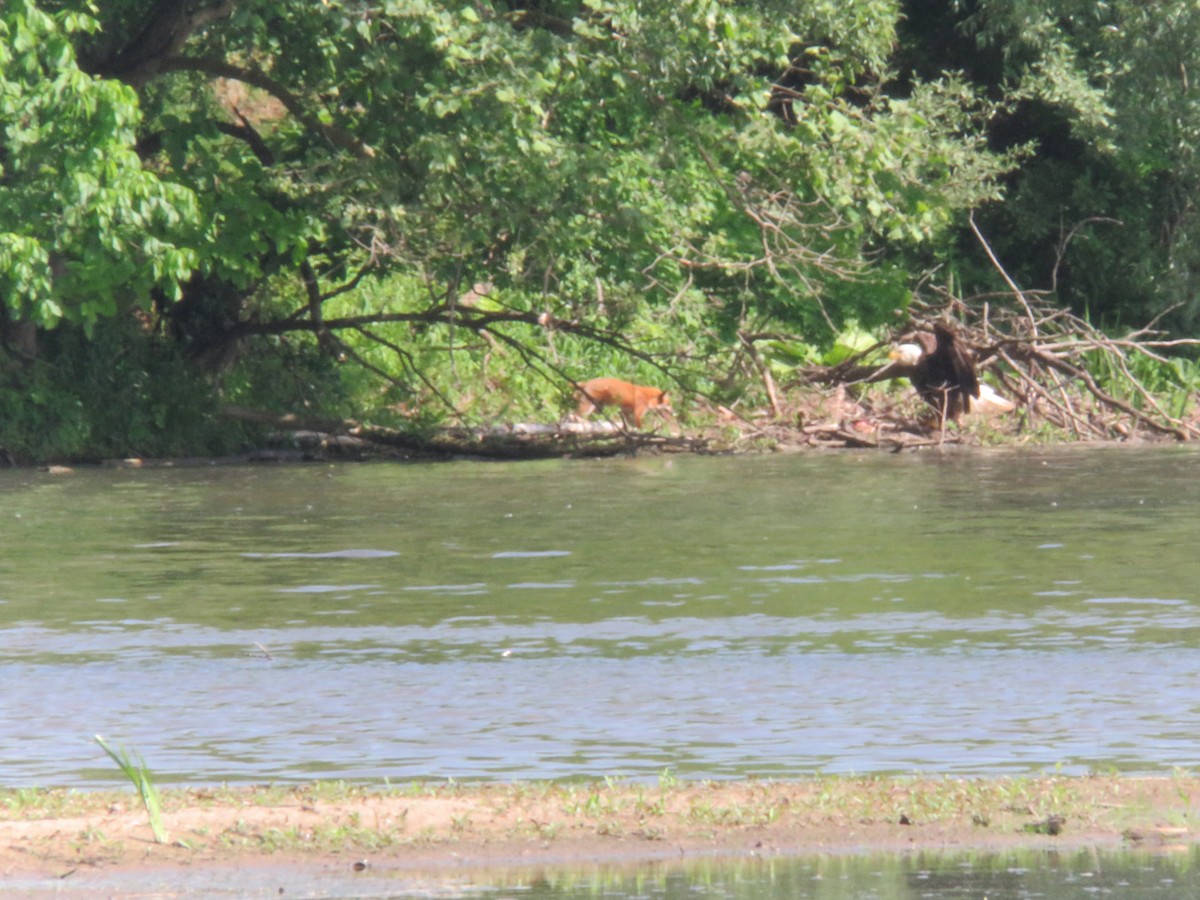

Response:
(2, 775), (1196, 879)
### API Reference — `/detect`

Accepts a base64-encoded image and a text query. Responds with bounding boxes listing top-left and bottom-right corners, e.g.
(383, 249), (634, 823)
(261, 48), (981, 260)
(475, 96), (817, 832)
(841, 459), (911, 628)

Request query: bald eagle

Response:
(888, 323), (1014, 421)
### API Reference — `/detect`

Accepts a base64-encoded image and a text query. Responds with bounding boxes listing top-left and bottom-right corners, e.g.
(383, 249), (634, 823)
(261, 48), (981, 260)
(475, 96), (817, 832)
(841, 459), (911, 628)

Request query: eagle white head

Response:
(888, 343), (923, 367)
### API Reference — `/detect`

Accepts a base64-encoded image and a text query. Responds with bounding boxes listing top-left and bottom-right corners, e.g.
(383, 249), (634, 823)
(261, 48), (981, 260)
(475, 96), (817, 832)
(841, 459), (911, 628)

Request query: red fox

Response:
(574, 378), (672, 429)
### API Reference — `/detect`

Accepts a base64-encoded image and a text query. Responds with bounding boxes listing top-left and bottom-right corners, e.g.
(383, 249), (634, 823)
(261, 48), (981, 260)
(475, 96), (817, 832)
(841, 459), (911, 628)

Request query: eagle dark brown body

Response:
(893, 323), (981, 421)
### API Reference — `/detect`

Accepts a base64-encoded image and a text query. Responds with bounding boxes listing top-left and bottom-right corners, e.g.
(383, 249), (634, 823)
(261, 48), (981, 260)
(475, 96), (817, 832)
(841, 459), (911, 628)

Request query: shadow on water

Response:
(3, 445), (1200, 786)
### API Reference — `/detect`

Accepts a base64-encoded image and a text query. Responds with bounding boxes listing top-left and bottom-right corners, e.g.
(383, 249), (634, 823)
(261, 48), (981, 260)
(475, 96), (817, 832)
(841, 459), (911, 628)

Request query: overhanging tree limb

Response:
(94, 0), (237, 86)
(90, 0), (369, 162)
(160, 56), (375, 158)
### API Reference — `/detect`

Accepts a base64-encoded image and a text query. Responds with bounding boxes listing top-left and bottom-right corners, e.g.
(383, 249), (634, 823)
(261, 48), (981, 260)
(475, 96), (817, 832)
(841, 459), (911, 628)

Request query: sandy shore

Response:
(1, 775), (1197, 885)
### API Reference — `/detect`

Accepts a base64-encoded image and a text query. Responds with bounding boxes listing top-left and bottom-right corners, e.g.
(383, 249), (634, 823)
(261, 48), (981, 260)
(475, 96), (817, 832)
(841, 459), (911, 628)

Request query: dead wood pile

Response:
(793, 291), (1200, 450)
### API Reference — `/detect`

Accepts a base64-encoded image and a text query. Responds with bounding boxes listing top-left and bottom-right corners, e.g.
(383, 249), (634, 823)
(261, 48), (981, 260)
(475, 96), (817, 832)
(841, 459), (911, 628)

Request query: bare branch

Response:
(969, 211), (1039, 335)
(1051, 216), (1122, 295)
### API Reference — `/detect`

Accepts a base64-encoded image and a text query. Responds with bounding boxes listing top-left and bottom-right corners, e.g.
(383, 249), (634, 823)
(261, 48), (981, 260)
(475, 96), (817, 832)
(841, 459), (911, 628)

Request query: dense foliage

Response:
(900, 1), (1200, 329)
(0, 0), (1198, 459)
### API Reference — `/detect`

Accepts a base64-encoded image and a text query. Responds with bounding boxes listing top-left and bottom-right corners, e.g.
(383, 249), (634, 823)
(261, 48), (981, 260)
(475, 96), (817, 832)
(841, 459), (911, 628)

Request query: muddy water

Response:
(2, 446), (1200, 787)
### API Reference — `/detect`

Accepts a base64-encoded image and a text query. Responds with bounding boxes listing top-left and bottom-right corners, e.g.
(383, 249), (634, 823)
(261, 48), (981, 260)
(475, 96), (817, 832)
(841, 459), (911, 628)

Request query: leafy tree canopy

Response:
(0, 0), (197, 329)
(19, 0), (1166, 458)
(10, 1), (1007, 315)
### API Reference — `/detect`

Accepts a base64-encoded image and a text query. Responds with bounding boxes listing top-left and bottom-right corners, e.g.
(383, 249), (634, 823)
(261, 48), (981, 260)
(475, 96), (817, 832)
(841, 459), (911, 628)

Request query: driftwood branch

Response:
(220, 404), (706, 461)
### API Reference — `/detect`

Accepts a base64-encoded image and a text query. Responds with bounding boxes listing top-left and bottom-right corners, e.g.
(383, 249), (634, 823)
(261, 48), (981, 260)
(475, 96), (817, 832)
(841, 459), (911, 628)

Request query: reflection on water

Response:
(442, 848), (1200, 900)
(459, 849), (1200, 900)
(2, 447), (1200, 786)
(27, 847), (1197, 900)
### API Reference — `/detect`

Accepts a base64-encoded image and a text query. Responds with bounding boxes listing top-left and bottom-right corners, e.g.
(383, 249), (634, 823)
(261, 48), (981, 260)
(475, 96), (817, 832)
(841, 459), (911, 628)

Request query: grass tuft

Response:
(94, 735), (168, 844)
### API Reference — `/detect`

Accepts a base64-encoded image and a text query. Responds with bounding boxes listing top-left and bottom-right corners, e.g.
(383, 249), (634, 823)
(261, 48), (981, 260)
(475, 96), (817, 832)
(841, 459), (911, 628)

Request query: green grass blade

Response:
(94, 735), (168, 844)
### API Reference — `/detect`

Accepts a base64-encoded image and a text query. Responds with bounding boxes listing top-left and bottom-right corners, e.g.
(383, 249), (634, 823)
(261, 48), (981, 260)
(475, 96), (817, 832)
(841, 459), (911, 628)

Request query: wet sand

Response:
(1, 776), (1197, 896)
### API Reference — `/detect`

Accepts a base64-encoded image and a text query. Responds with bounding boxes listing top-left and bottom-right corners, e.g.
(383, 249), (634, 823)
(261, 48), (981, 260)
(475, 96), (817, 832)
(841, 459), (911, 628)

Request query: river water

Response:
(11, 844), (1200, 899)
(2, 446), (1200, 787)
